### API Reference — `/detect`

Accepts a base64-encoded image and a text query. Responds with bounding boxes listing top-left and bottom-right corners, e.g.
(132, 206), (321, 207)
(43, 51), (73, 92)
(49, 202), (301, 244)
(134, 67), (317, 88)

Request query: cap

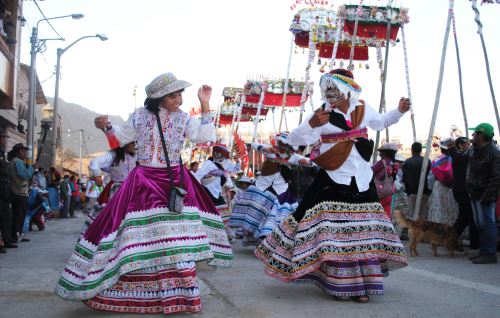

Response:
(468, 123), (494, 138)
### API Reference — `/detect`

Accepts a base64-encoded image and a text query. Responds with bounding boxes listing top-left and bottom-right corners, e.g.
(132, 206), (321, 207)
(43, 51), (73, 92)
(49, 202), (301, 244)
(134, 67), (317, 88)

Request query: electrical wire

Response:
(32, 0), (65, 41)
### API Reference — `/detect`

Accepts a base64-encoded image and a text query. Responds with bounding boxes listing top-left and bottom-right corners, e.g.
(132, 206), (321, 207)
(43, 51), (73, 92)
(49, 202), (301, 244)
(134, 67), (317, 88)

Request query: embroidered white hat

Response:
(378, 142), (399, 152)
(238, 176), (254, 184)
(395, 153), (406, 162)
(145, 73), (192, 99)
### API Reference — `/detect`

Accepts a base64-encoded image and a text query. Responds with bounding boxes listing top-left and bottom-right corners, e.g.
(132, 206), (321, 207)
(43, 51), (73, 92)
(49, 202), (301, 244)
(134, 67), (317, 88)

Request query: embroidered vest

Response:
(312, 101), (371, 170)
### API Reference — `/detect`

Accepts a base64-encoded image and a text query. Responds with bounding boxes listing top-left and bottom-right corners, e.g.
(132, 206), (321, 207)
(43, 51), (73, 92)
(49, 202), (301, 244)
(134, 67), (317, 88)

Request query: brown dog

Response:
(395, 211), (461, 257)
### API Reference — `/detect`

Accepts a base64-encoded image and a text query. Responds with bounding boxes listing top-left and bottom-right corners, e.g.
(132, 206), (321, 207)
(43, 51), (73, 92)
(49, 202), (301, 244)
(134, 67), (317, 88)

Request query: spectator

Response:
(449, 137), (480, 258)
(85, 176), (100, 215)
(402, 142), (432, 220)
(69, 175), (79, 217)
(0, 128), (15, 252)
(427, 138), (459, 226)
(372, 142), (399, 218)
(189, 161), (199, 173)
(392, 153), (409, 237)
(47, 167), (61, 215)
(466, 123), (500, 264)
(59, 175), (71, 218)
(33, 167), (47, 190)
(8, 143), (34, 242)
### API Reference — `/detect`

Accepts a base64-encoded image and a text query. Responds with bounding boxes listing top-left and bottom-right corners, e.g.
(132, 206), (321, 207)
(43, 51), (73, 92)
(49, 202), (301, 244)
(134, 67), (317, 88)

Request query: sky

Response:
(18, 0), (500, 146)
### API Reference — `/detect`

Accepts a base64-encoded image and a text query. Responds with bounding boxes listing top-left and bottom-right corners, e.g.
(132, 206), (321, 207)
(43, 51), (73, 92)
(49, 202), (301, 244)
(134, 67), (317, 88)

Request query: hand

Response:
(94, 115), (109, 130)
(298, 158), (310, 166)
(264, 146), (278, 154)
(398, 97), (411, 113)
(198, 85), (212, 112)
(308, 108), (330, 128)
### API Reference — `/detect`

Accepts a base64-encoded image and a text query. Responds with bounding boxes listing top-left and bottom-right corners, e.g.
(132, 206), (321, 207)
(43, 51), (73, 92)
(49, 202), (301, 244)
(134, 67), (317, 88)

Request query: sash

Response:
(312, 102), (366, 170)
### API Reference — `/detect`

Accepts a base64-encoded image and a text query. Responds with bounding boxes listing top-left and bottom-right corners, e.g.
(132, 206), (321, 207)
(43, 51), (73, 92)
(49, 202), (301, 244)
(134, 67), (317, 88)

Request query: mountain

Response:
(36, 98), (125, 156)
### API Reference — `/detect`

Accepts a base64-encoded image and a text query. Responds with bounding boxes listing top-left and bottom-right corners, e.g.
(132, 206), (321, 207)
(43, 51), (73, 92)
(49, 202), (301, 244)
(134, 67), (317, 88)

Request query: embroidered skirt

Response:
(229, 185), (297, 238)
(56, 165), (233, 314)
(83, 262), (201, 314)
(254, 170), (407, 297)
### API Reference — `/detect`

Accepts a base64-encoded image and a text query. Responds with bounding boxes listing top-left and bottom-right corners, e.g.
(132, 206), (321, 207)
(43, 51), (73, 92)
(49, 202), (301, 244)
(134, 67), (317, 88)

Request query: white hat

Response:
(439, 137), (455, 149)
(395, 153), (406, 162)
(378, 142), (399, 152)
(145, 73), (192, 99)
(238, 176), (253, 184)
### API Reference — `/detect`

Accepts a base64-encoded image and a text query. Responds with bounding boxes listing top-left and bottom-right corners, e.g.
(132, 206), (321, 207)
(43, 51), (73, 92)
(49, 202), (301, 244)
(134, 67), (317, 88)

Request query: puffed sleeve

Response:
(364, 101), (404, 131)
(186, 112), (216, 143)
(288, 153), (311, 166)
(107, 111), (139, 148)
(289, 114), (322, 146)
(251, 143), (277, 159)
(194, 159), (217, 181)
(88, 152), (114, 176)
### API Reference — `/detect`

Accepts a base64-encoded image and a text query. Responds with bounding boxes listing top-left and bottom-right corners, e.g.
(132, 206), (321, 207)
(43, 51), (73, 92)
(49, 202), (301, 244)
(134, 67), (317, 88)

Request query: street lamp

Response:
(49, 34), (108, 168)
(27, 13), (84, 164)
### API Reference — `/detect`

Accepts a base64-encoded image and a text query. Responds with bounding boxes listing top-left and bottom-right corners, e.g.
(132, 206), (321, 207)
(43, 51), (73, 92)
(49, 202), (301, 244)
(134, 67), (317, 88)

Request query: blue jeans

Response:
(471, 200), (497, 256)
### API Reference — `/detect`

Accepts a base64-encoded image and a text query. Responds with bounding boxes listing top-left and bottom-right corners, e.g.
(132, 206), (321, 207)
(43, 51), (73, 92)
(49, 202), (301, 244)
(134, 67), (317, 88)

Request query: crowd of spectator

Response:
(0, 128), (103, 254)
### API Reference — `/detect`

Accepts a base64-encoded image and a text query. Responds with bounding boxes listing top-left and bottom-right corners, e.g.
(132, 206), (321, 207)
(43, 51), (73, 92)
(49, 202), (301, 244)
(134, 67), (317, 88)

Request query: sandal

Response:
(334, 296), (351, 302)
(352, 295), (370, 303)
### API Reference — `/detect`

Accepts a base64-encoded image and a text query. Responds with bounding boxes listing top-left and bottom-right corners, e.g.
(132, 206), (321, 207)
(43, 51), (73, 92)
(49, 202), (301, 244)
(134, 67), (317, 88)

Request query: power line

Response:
(81, 130), (90, 155)
(32, 0), (65, 40)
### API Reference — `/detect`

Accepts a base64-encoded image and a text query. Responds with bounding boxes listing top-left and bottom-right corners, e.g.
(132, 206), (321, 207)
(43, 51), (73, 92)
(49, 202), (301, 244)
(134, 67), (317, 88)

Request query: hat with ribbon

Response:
(145, 73), (192, 99)
(212, 144), (230, 159)
(319, 70), (362, 100)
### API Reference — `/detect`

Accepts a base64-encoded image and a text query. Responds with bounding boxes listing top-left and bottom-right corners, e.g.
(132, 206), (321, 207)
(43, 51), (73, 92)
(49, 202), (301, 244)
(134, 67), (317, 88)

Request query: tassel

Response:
(317, 58), (322, 65)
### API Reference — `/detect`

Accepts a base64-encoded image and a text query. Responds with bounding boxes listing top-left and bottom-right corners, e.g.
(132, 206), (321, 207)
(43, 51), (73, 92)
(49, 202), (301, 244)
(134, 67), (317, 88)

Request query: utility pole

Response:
(79, 129), (83, 178)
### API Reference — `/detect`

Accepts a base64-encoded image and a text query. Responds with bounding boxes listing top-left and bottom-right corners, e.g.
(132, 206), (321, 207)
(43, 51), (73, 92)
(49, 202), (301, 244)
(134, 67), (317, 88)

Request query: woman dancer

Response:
(56, 73), (233, 314)
(194, 144), (239, 241)
(230, 132), (310, 245)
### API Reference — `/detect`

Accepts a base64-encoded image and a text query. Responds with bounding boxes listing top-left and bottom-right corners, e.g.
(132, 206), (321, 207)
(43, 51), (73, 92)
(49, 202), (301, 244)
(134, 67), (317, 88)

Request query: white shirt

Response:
(251, 143), (309, 196)
(289, 98), (404, 192)
(194, 158), (239, 198)
(85, 180), (100, 198)
(89, 152), (137, 182)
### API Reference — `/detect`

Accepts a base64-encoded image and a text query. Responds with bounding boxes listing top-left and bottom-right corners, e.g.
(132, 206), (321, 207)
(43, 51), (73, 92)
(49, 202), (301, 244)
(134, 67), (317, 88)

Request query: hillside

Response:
(35, 98), (125, 155)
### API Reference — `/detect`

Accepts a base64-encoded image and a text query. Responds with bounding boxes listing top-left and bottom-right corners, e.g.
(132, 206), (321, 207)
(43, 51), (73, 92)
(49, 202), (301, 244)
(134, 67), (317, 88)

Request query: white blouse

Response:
(194, 158), (239, 199)
(89, 152), (137, 182)
(251, 143), (309, 196)
(112, 107), (215, 168)
(289, 98), (404, 192)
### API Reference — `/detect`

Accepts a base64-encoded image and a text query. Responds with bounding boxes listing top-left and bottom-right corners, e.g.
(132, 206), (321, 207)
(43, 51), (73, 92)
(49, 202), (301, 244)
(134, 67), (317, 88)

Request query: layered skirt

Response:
(204, 186), (233, 240)
(255, 170), (407, 297)
(427, 180), (459, 226)
(56, 165), (233, 314)
(229, 185), (298, 238)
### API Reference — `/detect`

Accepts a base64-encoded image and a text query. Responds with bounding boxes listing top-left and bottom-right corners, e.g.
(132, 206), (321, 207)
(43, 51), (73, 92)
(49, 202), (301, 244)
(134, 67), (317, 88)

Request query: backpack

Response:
(374, 160), (394, 199)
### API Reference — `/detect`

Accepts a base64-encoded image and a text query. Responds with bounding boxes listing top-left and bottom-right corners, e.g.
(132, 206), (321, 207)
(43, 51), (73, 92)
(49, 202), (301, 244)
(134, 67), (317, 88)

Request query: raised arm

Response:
(364, 98), (410, 131)
(88, 152), (114, 176)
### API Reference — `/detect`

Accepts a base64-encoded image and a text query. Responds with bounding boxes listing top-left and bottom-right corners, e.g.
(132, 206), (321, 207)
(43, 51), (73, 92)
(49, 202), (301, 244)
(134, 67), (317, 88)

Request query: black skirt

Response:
(203, 186), (226, 206)
(292, 169), (379, 222)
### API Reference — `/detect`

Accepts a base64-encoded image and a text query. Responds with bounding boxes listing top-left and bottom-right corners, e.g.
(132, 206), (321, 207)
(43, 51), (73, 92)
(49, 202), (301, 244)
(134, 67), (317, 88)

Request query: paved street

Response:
(1, 211), (499, 318)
